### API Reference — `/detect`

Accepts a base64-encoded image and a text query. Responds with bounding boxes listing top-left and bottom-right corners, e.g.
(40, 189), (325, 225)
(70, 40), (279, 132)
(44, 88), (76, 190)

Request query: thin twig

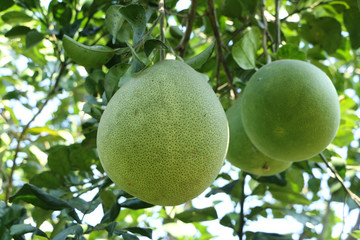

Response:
(207, 0), (237, 97)
(274, 0), (281, 53)
(260, 2), (271, 64)
(281, 0), (332, 22)
(174, 0), (198, 57)
(5, 63), (67, 203)
(159, 0), (166, 60)
(237, 172), (247, 240)
(319, 153), (360, 208)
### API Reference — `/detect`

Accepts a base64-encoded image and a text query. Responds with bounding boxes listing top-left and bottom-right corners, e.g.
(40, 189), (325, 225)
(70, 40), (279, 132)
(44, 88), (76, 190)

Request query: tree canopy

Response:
(0, 0), (360, 239)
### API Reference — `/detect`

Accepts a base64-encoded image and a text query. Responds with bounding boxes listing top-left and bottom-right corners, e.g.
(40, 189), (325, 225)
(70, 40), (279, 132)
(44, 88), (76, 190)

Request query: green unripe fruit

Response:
(226, 98), (291, 176)
(97, 60), (229, 206)
(241, 60), (340, 162)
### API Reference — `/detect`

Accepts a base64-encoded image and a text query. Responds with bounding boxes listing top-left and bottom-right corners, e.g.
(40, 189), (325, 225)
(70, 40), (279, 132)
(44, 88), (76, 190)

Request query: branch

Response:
(281, 0), (332, 22)
(174, 0), (198, 58)
(159, 0), (166, 60)
(207, 0), (237, 97)
(237, 172), (247, 240)
(319, 153), (360, 208)
(260, 2), (271, 64)
(5, 63), (67, 203)
(274, 0), (281, 53)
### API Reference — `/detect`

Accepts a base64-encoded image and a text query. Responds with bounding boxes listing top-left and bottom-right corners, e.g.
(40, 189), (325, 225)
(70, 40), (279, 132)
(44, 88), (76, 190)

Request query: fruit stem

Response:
(319, 153), (360, 208)
(159, 0), (166, 60)
(237, 172), (247, 240)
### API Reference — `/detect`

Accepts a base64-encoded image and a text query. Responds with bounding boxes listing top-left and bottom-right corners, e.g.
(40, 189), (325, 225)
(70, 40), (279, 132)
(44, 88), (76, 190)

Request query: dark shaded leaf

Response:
(252, 232), (292, 240)
(10, 224), (48, 238)
(52, 2), (72, 26)
(125, 227), (152, 239)
(47, 145), (71, 175)
(30, 171), (62, 189)
(144, 39), (167, 57)
(0, 0), (14, 12)
(104, 63), (130, 100)
(206, 180), (239, 197)
(101, 202), (121, 223)
(69, 143), (95, 172)
(5, 26), (31, 38)
(9, 184), (72, 210)
(120, 198), (153, 210)
(175, 207), (218, 223)
(105, 5), (125, 44)
(53, 224), (83, 240)
(185, 42), (215, 70)
(117, 4), (146, 44)
(343, 8), (360, 49)
(276, 44), (306, 60)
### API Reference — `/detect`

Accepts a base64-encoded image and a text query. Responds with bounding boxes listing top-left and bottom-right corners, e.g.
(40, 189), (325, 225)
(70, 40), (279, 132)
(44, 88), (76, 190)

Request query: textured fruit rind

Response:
(226, 97), (291, 176)
(97, 60), (229, 206)
(241, 59), (340, 162)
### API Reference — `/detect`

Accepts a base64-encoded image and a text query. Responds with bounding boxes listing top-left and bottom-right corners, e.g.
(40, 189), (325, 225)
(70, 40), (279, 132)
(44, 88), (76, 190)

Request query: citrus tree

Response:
(1, 0), (360, 239)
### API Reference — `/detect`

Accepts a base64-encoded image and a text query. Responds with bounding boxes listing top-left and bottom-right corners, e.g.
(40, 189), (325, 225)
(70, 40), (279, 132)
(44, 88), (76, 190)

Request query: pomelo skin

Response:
(97, 60), (229, 206)
(226, 97), (291, 176)
(241, 59), (340, 162)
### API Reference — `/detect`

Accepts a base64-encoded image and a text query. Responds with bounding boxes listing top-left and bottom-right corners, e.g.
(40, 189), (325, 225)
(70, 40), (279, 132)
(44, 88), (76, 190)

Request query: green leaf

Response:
(185, 42), (215, 70)
(0, 226), (11, 240)
(101, 202), (121, 223)
(5, 26), (30, 38)
(0, 0), (14, 12)
(1, 11), (33, 24)
(252, 232), (292, 240)
(117, 231), (139, 240)
(26, 30), (44, 48)
(269, 185), (311, 205)
(276, 44), (306, 61)
(53, 224), (83, 240)
(104, 63), (130, 100)
(27, 126), (62, 137)
(47, 145), (71, 175)
(10, 224), (48, 238)
(52, 2), (72, 26)
(175, 207), (218, 223)
(144, 39), (168, 57)
(119, 4), (146, 44)
(100, 190), (116, 213)
(350, 230), (360, 239)
(300, 17), (342, 53)
(105, 5), (125, 44)
(125, 227), (152, 239)
(69, 143), (95, 171)
(67, 197), (100, 214)
(232, 27), (261, 70)
(9, 183), (73, 210)
(120, 198), (153, 210)
(343, 8), (360, 49)
(30, 171), (62, 189)
(206, 180), (239, 197)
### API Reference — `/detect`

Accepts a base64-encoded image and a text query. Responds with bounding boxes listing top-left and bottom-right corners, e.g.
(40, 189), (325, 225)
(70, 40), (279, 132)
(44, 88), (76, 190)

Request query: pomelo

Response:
(241, 59), (340, 162)
(97, 60), (229, 206)
(226, 97), (291, 176)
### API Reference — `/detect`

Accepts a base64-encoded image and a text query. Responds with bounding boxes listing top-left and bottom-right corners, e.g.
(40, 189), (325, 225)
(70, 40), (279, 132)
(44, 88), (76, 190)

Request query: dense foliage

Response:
(0, 0), (359, 239)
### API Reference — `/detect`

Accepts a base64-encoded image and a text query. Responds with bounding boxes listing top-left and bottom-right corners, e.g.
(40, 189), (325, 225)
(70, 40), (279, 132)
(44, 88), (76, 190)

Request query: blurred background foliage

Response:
(0, 0), (360, 239)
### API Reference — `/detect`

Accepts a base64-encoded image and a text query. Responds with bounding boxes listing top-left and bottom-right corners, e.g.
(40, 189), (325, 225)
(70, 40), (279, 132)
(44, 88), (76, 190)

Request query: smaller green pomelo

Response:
(241, 60), (340, 162)
(97, 60), (229, 206)
(226, 98), (291, 176)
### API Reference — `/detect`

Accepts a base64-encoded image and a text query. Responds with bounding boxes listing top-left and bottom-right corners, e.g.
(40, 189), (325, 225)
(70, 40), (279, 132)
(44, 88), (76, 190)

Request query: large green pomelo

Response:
(241, 59), (340, 162)
(226, 97), (291, 176)
(97, 60), (229, 206)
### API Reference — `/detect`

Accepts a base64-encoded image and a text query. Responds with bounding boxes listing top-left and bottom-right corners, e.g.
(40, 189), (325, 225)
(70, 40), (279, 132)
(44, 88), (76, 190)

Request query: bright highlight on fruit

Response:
(226, 98), (291, 176)
(97, 60), (229, 206)
(241, 59), (340, 162)
(62, 35), (115, 68)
